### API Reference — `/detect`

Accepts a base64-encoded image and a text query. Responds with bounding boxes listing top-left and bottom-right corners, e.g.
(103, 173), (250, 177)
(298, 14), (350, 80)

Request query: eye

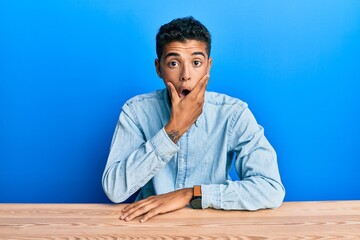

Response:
(193, 60), (202, 67)
(168, 60), (179, 68)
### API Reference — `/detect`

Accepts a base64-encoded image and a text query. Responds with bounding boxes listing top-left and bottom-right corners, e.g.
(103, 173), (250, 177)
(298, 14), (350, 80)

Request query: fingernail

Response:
(120, 215), (125, 220)
(140, 219), (144, 223)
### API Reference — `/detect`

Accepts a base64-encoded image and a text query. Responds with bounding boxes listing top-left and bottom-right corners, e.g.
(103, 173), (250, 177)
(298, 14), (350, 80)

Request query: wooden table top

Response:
(0, 201), (359, 239)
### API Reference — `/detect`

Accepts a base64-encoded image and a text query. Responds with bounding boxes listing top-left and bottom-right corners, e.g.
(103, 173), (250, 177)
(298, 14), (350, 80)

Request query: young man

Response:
(102, 17), (285, 223)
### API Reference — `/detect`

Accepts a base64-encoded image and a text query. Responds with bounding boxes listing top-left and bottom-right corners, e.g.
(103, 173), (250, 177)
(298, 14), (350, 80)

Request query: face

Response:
(155, 40), (212, 99)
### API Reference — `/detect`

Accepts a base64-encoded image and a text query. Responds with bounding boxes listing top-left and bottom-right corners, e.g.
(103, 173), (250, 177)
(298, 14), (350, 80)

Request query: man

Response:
(102, 16), (285, 223)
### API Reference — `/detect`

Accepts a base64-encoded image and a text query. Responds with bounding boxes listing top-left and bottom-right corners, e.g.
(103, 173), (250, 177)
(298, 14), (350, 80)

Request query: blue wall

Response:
(1, 1), (359, 203)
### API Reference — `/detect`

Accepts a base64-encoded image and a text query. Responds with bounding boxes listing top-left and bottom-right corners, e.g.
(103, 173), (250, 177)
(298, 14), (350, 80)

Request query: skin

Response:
(120, 40), (212, 223)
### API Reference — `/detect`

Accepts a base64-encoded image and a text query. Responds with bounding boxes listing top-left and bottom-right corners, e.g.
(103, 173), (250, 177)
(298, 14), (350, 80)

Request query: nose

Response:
(180, 64), (191, 81)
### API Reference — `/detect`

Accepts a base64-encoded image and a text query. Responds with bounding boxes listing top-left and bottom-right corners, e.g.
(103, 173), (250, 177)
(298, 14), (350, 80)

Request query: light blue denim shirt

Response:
(102, 88), (285, 210)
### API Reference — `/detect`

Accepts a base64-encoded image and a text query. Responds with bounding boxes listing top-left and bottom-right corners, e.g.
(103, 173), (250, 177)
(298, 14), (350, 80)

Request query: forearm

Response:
(201, 176), (285, 210)
(204, 140), (285, 210)
(102, 127), (178, 203)
(201, 106), (285, 210)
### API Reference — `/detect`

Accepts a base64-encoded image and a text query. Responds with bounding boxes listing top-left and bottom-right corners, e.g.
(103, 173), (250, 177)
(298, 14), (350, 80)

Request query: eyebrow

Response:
(164, 52), (180, 59)
(164, 51), (206, 60)
(191, 51), (206, 58)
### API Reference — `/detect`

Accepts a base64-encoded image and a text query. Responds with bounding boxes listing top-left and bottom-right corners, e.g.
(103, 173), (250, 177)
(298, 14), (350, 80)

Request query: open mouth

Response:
(182, 89), (190, 96)
(179, 89), (191, 98)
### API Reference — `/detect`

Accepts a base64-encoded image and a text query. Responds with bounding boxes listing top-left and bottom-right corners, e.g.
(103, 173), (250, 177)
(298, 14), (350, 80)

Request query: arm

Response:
(120, 74), (210, 222)
(103, 74), (209, 203)
(102, 104), (179, 203)
(202, 107), (285, 210)
(164, 74), (209, 143)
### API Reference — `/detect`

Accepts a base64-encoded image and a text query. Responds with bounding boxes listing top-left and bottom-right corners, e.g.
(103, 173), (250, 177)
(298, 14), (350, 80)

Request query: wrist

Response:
(183, 188), (194, 203)
(190, 185), (202, 209)
(165, 120), (187, 143)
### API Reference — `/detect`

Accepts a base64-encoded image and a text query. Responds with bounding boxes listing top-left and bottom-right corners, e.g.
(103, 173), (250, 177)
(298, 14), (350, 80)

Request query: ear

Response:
(155, 59), (162, 78)
(207, 57), (213, 74)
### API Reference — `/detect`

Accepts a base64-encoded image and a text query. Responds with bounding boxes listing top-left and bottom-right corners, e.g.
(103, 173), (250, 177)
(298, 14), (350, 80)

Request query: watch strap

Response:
(193, 185), (202, 197)
(190, 185), (202, 209)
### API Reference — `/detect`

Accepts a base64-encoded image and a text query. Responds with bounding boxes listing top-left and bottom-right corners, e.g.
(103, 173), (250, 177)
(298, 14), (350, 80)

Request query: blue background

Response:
(1, 1), (359, 203)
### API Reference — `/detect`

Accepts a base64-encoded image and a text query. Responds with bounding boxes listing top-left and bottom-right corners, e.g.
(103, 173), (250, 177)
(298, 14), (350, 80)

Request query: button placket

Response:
(175, 133), (188, 189)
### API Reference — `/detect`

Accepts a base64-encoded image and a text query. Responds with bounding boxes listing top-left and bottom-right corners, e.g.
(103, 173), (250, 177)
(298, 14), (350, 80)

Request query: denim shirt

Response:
(102, 88), (285, 210)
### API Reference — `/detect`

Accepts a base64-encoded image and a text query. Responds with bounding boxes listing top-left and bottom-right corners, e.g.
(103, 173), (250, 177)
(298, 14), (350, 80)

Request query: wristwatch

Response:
(190, 185), (202, 209)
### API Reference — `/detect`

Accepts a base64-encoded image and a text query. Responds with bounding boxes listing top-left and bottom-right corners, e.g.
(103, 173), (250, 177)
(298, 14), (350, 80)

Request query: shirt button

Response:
(178, 183), (183, 188)
(179, 158), (184, 164)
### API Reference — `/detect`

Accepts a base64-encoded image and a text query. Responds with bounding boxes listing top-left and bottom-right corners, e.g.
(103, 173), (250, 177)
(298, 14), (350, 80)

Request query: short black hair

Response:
(156, 16), (211, 60)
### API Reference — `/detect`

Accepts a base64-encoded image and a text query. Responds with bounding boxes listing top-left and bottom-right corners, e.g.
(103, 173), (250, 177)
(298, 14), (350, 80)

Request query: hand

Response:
(165, 74), (210, 143)
(120, 188), (193, 223)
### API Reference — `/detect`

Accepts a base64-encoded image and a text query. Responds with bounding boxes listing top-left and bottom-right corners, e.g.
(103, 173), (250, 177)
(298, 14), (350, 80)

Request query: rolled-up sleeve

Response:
(102, 103), (178, 203)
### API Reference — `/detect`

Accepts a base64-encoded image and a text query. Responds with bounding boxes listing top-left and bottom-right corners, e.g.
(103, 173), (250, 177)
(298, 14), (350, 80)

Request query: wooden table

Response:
(0, 201), (359, 239)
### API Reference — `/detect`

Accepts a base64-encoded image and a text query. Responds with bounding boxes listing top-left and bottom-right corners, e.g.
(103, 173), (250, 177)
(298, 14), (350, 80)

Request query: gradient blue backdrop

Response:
(1, 1), (359, 203)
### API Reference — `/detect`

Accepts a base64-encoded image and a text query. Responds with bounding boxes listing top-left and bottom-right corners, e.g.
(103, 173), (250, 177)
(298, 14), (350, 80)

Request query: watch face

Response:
(190, 198), (202, 209)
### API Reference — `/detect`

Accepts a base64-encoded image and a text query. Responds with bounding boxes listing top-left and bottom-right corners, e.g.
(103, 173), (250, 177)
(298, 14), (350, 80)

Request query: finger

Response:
(121, 203), (143, 221)
(120, 198), (157, 220)
(121, 200), (143, 214)
(197, 74), (209, 101)
(167, 82), (180, 104)
(140, 208), (161, 223)
(122, 202), (136, 213)
(189, 74), (209, 97)
(188, 74), (209, 105)
(122, 195), (156, 212)
(125, 202), (159, 222)
(202, 73), (210, 89)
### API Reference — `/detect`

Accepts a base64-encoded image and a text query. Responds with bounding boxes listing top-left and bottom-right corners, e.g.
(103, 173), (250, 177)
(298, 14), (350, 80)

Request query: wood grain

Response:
(0, 201), (359, 239)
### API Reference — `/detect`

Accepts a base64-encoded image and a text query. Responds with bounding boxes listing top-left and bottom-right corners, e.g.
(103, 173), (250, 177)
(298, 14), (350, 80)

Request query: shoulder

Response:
(125, 89), (166, 106)
(121, 89), (169, 120)
(205, 91), (248, 110)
